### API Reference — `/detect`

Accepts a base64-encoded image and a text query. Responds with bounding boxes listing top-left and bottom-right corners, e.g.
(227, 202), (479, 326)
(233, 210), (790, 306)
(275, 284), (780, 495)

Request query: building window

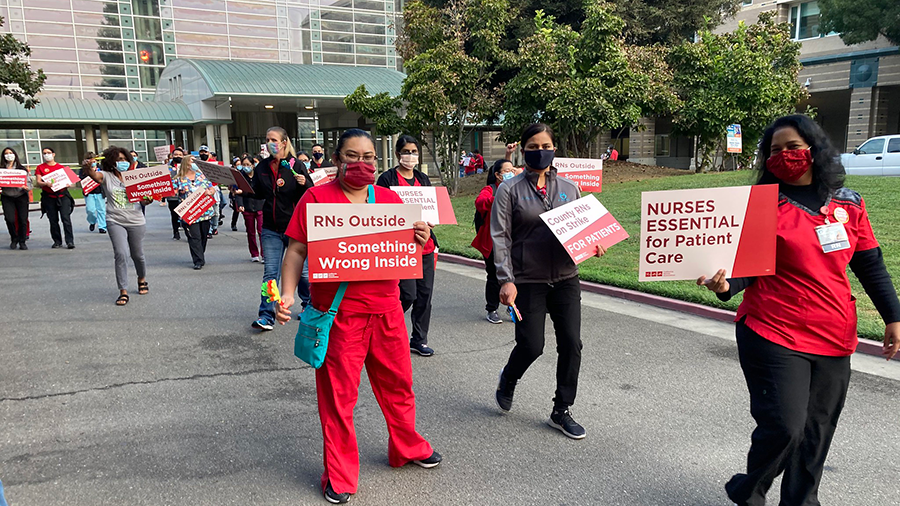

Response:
(132, 0), (161, 17)
(789, 1), (836, 40)
(655, 134), (670, 157)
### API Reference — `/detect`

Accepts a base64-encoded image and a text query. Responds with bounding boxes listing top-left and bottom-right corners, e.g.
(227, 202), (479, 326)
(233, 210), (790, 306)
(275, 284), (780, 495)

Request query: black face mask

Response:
(172, 157), (183, 165)
(313, 152), (324, 160)
(199, 153), (210, 161)
(524, 149), (555, 170)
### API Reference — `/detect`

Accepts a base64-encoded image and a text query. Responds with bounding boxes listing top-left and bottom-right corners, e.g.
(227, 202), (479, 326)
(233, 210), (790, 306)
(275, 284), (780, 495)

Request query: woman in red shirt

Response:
(699, 114), (900, 506)
(275, 129), (441, 504)
(472, 159), (517, 324)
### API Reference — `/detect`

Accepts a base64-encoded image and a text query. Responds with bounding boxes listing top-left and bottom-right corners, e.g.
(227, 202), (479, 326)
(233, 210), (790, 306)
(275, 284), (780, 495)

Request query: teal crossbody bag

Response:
(293, 185), (375, 368)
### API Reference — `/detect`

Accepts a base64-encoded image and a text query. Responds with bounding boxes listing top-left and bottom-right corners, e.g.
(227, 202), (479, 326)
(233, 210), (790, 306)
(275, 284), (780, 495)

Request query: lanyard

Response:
(528, 178), (552, 211)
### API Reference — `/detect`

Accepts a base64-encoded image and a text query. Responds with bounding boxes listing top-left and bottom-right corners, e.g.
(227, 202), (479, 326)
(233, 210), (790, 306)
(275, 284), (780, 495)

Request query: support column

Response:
(219, 123), (230, 163)
(99, 125), (110, 149)
(847, 87), (875, 152)
(165, 130), (173, 146)
(870, 87), (889, 138)
(205, 123), (216, 151)
(192, 127), (203, 152)
(381, 134), (390, 172)
(628, 118), (656, 165)
(85, 125), (97, 154)
(74, 128), (85, 162)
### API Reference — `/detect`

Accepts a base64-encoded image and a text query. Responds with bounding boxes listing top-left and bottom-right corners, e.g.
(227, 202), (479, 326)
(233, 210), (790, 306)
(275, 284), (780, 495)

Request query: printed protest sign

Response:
(639, 185), (777, 281)
(122, 166), (176, 202)
(174, 188), (215, 225)
(80, 175), (99, 194)
(727, 124), (742, 154)
(306, 203), (423, 282)
(44, 167), (77, 192)
(194, 159), (253, 193)
(310, 169), (333, 186)
(555, 157), (603, 193)
(390, 186), (457, 225)
(0, 169), (27, 188)
(154, 144), (173, 163)
(540, 194), (628, 264)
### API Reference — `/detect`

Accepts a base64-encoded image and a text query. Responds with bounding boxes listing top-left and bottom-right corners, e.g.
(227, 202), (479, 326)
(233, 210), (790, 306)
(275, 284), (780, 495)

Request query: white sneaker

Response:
(251, 256), (260, 262)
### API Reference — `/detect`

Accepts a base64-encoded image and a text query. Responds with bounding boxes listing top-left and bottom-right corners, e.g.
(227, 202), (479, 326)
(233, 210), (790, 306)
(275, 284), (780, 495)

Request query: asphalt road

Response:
(1, 204), (898, 506)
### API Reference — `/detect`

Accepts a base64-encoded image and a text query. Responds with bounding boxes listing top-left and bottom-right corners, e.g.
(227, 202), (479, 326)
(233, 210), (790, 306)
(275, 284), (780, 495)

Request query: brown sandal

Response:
(116, 294), (129, 306)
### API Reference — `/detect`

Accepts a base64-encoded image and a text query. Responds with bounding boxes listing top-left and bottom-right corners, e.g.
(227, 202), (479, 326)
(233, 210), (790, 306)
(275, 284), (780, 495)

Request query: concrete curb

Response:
(438, 252), (886, 359)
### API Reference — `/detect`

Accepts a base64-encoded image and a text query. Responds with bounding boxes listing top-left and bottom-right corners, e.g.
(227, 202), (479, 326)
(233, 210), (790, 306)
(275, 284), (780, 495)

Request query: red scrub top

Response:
(736, 190), (879, 356)
(285, 180), (403, 314)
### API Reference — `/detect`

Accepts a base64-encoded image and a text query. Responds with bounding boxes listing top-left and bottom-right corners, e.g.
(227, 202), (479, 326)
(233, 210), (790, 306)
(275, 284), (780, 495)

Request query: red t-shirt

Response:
(737, 191), (879, 356)
(285, 180), (403, 314)
(36, 163), (74, 198)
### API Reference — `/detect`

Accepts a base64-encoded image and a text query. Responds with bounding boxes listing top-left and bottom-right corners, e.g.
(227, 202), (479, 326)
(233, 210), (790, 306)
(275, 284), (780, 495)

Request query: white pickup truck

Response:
(840, 135), (900, 176)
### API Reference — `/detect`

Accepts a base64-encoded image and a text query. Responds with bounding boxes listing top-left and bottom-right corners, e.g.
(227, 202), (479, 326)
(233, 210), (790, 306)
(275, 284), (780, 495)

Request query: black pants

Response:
(400, 251), (435, 346)
(183, 219), (210, 266)
(167, 200), (181, 237)
(44, 195), (74, 246)
(726, 322), (850, 506)
(231, 208), (240, 229)
(2, 193), (29, 243)
(483, 251), (501, 312)
(503, 276), (582, 409)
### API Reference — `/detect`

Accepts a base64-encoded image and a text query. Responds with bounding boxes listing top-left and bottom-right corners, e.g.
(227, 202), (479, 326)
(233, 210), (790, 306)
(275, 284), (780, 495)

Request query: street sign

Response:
(726, 124), (742, 154)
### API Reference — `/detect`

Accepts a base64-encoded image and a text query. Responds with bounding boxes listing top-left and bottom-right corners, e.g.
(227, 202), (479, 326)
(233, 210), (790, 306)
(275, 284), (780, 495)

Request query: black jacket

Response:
(249, 155), (313, 233)
(233, 171), (264, 213)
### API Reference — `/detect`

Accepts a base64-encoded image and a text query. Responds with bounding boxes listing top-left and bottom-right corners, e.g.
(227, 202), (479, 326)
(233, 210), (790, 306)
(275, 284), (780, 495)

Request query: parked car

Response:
(840, 135), (900, 176)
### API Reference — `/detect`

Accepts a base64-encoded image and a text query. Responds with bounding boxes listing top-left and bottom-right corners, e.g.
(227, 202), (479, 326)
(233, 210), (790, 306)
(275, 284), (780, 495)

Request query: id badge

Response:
(815, 222), (850, 253)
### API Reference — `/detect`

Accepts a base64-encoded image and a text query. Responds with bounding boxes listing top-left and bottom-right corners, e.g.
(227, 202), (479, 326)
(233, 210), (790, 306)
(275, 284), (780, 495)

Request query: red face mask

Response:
(341, 161), (376, 188)
(766, 148), (812, 182)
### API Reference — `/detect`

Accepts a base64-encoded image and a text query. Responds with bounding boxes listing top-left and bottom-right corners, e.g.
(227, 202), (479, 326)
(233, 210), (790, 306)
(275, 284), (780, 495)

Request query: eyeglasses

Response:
(340, 153), (377, 163)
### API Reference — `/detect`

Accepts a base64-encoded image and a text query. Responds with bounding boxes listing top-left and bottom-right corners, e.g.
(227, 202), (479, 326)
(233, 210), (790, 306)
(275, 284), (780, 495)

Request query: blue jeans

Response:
(0, 477), (8, 506)
(258, 228), (309, 323)
(84, 193), (107, 229)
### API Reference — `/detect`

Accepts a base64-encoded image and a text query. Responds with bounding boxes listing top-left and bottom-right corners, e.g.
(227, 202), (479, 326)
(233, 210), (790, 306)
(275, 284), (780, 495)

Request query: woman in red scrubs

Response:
(276, 129), (441, 504)
(699, 114), (900, 506)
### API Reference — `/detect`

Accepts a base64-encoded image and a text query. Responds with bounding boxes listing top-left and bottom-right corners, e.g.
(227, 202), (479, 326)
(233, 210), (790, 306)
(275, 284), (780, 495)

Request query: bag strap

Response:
(327, 185), (376, 314)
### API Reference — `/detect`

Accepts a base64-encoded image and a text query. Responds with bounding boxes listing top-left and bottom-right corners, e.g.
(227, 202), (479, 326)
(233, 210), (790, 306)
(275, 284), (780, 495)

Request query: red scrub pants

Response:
(316, 305), (433, 494)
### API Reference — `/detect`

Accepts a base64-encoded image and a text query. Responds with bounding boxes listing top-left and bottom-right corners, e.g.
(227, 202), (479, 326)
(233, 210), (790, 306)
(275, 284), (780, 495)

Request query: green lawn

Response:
(435, 172), (899, 340)
(31, 187), (85, 201)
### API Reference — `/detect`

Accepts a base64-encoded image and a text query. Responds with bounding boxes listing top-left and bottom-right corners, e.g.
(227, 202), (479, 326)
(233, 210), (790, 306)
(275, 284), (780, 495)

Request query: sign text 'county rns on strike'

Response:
(174, 188), (215, 225)
(122, 166), (176, 202)
(554, 157), (603, 193)
(639, 185), (777, 281)
(540, 194), (629, 264)
(0, 169), (27, 188)
(390, 186), (457, 225)
(306, 203), (423, 282)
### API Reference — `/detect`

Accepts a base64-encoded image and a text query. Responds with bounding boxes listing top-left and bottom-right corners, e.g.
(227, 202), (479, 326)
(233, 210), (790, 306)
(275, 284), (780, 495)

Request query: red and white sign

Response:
(194, 159), (253, 193)
(540, 194), (628, 264)
(154, 144), (174, 163)
(306, 203), (423, 283)
(122, 166), (176, 202)
(80, 175), (99, 194)
(44, 167), (77, 192)
(555, 157), (603, 193)
(174, 188), (215, 225)
(310, 169), (333, 186)
(390, 186), (457, 225)
(0, 169), (27, 188)
(639, 185), (777, 281)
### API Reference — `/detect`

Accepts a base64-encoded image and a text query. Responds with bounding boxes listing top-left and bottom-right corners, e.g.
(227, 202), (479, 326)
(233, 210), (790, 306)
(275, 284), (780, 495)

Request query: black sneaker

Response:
(324, 482), (350, 504)
(548, 408), (586, 440)
(99, 228), (106, 234)
(486, 311), (502, 324)
(89, 224), (95, 232)
(173, 233), (181, 241)
(413, 450), (442, 469)
(66, 243), (75, 249)
(51, 243), (61, 249)
(9, 241), (16, 250)
(231, 226), (238, 232)
(495, 369), (516, 412)
(410, 342), (434, 357)
(19, 242), (27, 250)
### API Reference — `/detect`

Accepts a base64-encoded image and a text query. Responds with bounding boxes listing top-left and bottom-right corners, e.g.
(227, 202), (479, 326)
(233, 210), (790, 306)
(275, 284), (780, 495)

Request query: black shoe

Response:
(548, 408), (586, 440)
(89, 224), (95, 232)
(413, 450), (442, 469)
(231, 226), (238, 232)
(486, 311), (502, 324)
(324, 482), (350, 504)
(173, 234), (181, 240)
(495, 368), (516, 412)
(99, 228), (106, 234)
(410, 342), (434, 357)
(66, 243), (75, 249)
(9, 241), (16, 250)
(19, 242), (27, 250)
(51, 243), (61, 249)
(193, 263), (202, 270)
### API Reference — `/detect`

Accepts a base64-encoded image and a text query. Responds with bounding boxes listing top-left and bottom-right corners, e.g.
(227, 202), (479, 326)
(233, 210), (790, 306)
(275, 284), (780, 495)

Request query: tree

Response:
(669, 12), (806, 172)
(502, 1), (679, 157)
(0, 16), (46, 108)
(345, 0), (511, 194)
(819, 0), (900, 45)
(610, 0), (742, 45)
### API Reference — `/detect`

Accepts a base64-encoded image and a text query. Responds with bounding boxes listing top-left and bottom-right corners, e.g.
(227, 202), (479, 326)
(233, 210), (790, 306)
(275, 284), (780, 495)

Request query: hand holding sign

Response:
(539, 194), (628, 265)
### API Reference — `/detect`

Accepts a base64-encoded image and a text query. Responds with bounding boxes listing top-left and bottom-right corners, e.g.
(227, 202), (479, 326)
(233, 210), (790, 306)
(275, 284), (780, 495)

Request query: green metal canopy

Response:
(178, 59), (405, 98)
(0, 97), (194, 125)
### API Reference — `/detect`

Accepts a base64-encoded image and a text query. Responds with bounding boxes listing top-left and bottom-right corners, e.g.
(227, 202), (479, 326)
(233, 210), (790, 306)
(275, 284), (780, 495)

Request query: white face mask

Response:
(399, 153), (418, 169)
(4, 153), (15, 162)
(43, 153), (54, 162)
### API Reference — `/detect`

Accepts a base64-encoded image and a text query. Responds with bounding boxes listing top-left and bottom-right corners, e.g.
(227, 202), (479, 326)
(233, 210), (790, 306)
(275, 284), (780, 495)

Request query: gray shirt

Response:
(101, 172), (145, 227)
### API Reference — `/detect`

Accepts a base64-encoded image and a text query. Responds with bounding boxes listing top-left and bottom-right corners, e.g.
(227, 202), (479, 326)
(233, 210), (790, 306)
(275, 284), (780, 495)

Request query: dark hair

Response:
(2, 147), (26, 170)
(520, 123), (556, 147)
(395, 134), (420, 155)
(80, 151), (97, 171)
(472, 149), (480, 155)
(486, 159), (512, 186)
(312, 143), (325, 151)
(42, 146), (55, 154)
(171, 147), (184, 156)
(756, 114), (844, 200)
(297, 150), (309, 159)
(130, 150), (138, 155)
(334, 129), (375, 162)
(99, 146), (133, 173)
